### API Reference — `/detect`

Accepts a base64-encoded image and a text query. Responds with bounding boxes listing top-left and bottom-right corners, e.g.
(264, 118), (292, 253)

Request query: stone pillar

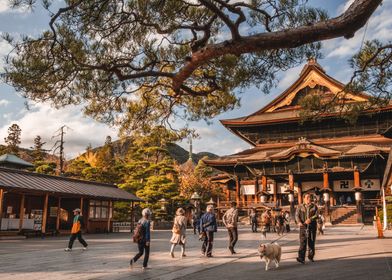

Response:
(41, 193), (49, 235)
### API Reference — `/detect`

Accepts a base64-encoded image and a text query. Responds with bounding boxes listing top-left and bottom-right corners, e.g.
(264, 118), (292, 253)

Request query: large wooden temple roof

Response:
(221, 59), (391, 127)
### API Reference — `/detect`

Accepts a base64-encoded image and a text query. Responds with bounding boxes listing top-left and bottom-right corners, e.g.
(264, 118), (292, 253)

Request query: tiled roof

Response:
(0, 154), (34, 167)
(0, 167), (142, 202)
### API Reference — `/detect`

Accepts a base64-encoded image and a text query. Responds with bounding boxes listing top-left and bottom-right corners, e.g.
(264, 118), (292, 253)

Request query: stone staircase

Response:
(330, 206), (359, 225)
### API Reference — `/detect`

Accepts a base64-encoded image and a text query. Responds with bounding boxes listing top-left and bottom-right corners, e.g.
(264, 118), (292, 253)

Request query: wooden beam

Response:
(107, 201), (112, 233)
(56, 197), (61, 232)
(18, 194), (25, 232)
(41, 193), (49, 234)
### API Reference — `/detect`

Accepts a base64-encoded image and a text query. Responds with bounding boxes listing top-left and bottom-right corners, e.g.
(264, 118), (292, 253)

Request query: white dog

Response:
(258, 242), (282, 271)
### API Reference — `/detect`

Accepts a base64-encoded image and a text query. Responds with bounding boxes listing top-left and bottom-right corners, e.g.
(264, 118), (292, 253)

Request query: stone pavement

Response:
(0, 226), (391, 280)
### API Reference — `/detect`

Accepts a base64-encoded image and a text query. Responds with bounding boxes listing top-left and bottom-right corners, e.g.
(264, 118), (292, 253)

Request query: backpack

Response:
(172, 223), (181, 234)
(132, 222), (145, 243)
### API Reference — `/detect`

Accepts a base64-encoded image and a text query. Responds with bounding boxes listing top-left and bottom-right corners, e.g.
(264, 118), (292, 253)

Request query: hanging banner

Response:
(361, 179), (380, 191)
(333, 180), (354, 192)
(301, 181), (323, 192)
(276, 182), (298, 193)
(240, 184), (256, 195)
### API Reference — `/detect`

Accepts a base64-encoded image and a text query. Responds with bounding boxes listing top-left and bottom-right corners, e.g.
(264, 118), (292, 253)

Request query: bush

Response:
(378, 203), (392, 224)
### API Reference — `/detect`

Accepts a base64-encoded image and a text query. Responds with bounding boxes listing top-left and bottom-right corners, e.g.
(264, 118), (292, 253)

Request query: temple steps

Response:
(331, 207), (358, 225)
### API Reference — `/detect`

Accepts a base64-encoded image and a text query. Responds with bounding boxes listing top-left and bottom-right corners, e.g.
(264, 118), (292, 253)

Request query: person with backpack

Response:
(130, 208), (152, 270)
(64, 208), (88, 251)
(222, 201), (239, 254)
(170, 207), (187, 258)
(200, 205), (217, 257)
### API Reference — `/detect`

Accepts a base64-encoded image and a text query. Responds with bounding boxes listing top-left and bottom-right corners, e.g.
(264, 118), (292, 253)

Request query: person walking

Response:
(249, 208), (258, 233)
(296, 193), (319, 264)
(261, 210), (270, 239)
(200, 205), (217, 257)
(130, 208), (152, 270)
(317, 213), (325, 235)
(222, 202), (239, 254)
(64, 208), (88, 251)
(170, 208), (187, 258)
(276, 211), (287, 236)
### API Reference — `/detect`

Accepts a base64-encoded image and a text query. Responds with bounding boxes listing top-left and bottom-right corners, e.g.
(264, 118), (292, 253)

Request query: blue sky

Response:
(0, 0), (391, 159)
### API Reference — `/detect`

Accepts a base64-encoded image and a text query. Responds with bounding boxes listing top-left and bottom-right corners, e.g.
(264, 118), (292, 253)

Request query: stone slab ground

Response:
(0, 226), (391, 280)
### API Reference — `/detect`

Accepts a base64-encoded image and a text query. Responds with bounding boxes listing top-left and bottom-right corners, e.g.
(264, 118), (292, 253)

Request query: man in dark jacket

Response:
(200, 205), (217, 257)
(130, 208), (152, 270)
(295, 193), (318, 264)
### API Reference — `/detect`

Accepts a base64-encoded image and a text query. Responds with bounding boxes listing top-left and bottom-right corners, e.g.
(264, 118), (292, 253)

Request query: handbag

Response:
(172, 223), (181, 234)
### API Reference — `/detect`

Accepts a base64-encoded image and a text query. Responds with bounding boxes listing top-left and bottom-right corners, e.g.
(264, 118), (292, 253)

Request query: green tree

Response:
(31, 135), (46, 162)
(3, 0), (382, 135)
(35, 161), (57, 175)
(4, 123), (21, 155)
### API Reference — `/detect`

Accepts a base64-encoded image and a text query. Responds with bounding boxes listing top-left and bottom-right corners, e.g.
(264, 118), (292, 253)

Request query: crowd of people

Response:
(64, 194), (324, 271)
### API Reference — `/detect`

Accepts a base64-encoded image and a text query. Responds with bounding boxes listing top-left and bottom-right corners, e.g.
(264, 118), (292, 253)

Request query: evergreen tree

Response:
(32, 135), (46, 162)
(4, 124), (21, 155)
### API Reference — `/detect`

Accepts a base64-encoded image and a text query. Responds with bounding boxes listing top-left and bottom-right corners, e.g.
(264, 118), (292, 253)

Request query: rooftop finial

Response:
(188, 137), (193, 161)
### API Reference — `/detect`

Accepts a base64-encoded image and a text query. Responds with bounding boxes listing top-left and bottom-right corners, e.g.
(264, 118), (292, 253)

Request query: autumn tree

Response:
(3, 0), (384, 136)
(4, 123), (21, 155)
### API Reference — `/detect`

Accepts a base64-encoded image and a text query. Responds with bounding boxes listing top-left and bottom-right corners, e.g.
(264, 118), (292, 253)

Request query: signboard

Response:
(333, 179), (381, 192)
(50, 207), (58, 217)
(361, 179), (380, 191)
(6, 206), (12, 214)
(31, 210), (43, 231)
(240, 184), (256, 195)
(333, 180), (354, 192)
(276, 182), (298, 194)
(301, 181), (323, 192)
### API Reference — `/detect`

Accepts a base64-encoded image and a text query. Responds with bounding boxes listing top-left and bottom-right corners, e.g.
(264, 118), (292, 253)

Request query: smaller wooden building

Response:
(0, 167), (141, 234)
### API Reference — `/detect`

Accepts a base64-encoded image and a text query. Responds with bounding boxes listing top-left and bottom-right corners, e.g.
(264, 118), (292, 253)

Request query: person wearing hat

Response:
(200, 205), (217, 257)
(169, 207), (187, 258)
(64, 208), (88, 251)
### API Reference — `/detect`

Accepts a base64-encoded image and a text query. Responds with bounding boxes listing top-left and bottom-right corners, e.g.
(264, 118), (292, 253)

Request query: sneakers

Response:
(129, 259), (134, 269)
(170, 252), (175, 258)
(64, 248), (72, 252)
(308, 257), (314, 262)
(82, 247), (88, 251)
(296, 257), (305, 264)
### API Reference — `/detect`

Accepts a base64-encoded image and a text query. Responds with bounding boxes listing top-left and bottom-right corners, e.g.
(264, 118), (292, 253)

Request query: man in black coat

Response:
(295, 193), (318, 264)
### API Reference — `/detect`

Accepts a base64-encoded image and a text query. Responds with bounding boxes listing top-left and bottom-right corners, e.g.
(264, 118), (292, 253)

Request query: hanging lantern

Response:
(355, 191), (362, 201)
(323, 192), (330, 203)
(288, 193), (294, 203)
(260, 195), (267, 203)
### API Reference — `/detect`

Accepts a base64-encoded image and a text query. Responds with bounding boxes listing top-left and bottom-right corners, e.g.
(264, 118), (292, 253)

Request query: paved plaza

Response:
(0, 226), (391, 280)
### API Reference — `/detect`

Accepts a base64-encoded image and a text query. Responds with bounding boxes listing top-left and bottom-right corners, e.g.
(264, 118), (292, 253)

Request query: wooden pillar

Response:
(354, 168), (361, 188)
(130, 201), (135, 233)
(107, 201), (112, 233)
(86, 199), (90, 233)
(323, 172), (329, 189)
(41, 193), (49, 234)
(289, 171), (294, 191)
(235, 177), (240, 206)
(254, 179), (258, 203)
(0, 188), (4, 220)
(56, 197), (61, 232)
(273, 182), (277, 206)
(80, 197), (84, 213)
(18, 194), (25, 232)
(298, 185), (303, 205)
(226, 189), (230, 202)
(261, 176), (267, 192)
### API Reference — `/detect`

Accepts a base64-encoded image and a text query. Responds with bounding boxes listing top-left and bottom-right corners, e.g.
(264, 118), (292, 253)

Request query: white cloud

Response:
(326, 1), (392, 59)
(0, 38), (12, 71)
(0, 103), (118, 159)
(0, 99), (10, 106)
(0, 0), (10, 13)
(277, 65), (303, 91)
(337, 0), (355, 15)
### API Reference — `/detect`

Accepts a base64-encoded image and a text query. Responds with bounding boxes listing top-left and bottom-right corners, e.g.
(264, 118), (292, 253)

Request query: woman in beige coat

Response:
(170, 208), (187, 258)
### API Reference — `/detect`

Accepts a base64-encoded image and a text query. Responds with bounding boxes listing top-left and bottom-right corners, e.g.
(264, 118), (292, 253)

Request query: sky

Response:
(0, 0), (391, 159)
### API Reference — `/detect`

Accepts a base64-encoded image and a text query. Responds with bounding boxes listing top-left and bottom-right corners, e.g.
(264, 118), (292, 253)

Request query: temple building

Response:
(205, 59), (392, 224)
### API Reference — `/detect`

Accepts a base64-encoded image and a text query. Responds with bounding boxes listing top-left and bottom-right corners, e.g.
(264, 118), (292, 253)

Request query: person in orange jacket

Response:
(64, 208), (88, 251)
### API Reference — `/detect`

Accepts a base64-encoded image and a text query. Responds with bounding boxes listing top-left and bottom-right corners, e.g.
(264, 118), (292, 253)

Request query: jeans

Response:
(68, 231), (88, 249)
(227, 227), (238, 253)
(298, 225), (317, 261)
(202, 231), (214, 256)
(132, 241), (150, 268)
